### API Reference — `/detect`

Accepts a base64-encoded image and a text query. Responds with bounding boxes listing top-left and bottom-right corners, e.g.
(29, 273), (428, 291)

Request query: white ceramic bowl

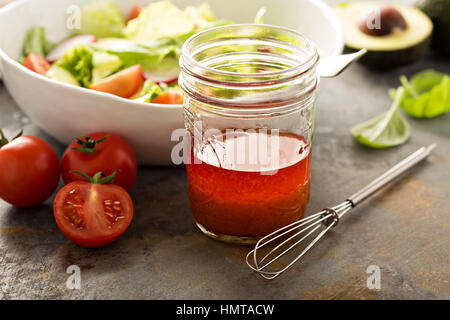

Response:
(0, 0), (343, 165)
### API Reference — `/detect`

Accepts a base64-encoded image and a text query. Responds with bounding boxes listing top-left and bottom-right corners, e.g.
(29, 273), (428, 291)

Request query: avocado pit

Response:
(358, 5), (408, 36)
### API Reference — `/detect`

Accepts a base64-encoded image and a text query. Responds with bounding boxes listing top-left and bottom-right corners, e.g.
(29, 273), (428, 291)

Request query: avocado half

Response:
(418, 0), (450, 55)
(334, 2), (433, 69)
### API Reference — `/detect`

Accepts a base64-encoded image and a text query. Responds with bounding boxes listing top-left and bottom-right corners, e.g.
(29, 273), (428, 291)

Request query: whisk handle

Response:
(347, 144), (436, 207)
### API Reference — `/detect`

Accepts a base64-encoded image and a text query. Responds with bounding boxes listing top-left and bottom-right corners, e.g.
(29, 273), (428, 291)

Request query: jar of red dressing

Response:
(179, 25), (319, 244)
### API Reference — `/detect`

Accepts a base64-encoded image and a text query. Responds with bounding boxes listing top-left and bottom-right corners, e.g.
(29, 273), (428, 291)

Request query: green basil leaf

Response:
(410, 70), (445, 94)
(390, 69), (450, 118)
(351, 87), (410, 149)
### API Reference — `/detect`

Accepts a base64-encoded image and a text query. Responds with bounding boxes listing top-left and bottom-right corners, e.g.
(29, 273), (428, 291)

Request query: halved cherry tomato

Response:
(152, 91), (183, 105)
(89, 65), (144, 98)
(54, 172), (133, 248)
(61, 133), (137, 192)
(23, 53), (51, 75)
(128, 4), (142, 21)
(0, 129), (60, 207)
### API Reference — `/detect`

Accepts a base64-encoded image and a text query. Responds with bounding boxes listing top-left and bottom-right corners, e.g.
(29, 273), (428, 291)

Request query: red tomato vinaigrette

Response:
(186, 130), (311, 242)
(179, 24), (319, 244)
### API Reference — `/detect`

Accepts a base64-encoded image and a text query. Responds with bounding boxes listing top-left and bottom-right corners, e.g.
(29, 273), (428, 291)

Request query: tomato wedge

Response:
(152, 91), (183, 105)
(128, 4), (142, 21)
(89, 65), (144, 98)
(54, 172), (133, 248)
(23, 53), (51, 75)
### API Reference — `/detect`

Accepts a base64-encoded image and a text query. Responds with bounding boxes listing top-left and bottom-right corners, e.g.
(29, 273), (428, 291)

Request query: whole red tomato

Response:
(0, 129), (60, 207)
(61, 133), (137, 191)
(54, 171), (133, 247)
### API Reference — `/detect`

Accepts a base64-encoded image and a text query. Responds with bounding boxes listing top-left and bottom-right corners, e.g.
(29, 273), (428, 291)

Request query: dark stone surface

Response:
(0, 53), (449, 299)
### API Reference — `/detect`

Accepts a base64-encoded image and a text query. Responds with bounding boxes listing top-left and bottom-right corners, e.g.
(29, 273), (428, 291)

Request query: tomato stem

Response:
(71, 170), (120, 185)
(0, 129), (23, 148)
(72, 135), (109, 155)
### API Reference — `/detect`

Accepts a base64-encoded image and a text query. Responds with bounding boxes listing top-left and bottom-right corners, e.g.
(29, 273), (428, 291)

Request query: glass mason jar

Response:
(179, 25), (319, 244)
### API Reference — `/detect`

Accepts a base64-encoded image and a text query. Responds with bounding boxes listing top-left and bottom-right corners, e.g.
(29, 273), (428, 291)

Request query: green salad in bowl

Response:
(21, 0), (237, 104)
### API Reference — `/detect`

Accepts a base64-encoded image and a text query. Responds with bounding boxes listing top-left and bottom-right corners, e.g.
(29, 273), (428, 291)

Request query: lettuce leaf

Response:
(55, 46), (94, 87)
(55, 37), (182, 88)
(389, 70), (450, 118)
(197, 3), (216, 22)
(94, 38), (180, 71)
(351, 88), (410, 149)
(80, 2), (125, 38)
(91, 51), (122, 84)
(124, 1), (216, 42)
(46, 65), (80, 86)
(133, 80), (163, 102)
(254, 7), (267, 24)
(21, 27), (55, 62)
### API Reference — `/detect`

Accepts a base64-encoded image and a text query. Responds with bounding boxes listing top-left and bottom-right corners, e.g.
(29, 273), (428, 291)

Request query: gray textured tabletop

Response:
(0, 53), (449, 300)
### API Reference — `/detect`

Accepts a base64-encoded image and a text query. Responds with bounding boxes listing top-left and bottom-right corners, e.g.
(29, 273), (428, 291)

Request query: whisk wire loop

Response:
(246, 201), (352, 279)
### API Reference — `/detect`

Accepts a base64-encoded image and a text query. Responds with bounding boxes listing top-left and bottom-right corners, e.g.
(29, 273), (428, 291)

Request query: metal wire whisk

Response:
(246, 144), (436, 279)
